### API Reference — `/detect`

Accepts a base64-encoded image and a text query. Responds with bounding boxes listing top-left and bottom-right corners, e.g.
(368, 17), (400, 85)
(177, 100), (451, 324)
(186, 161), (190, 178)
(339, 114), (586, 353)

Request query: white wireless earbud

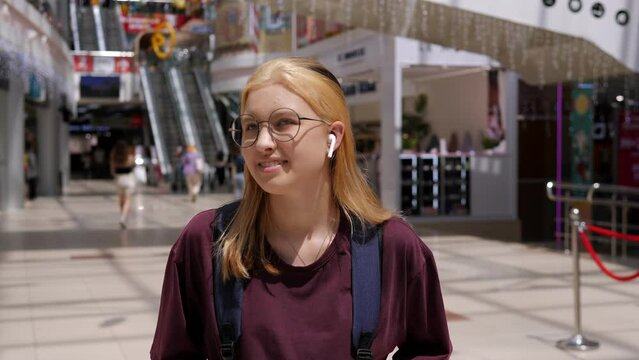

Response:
(327, 133), (336, 159)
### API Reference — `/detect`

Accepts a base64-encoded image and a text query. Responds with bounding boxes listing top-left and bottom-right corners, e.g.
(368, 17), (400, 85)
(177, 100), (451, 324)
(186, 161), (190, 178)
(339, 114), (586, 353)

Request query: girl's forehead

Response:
(244, 85), (314, 116)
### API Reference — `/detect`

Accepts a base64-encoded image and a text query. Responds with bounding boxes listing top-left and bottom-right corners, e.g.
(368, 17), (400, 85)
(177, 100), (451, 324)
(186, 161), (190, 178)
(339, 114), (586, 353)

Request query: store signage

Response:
(617, 112), (639, 187)
(341, 81), (377, 97)
(337, 47), (365, 63)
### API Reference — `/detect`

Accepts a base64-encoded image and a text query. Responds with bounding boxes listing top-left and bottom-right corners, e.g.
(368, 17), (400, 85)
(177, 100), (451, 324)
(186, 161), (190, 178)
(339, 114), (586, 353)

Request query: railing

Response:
(586, 183), (639, 259)
(546, 181), (639, 351)
(547, 182), (639, 259)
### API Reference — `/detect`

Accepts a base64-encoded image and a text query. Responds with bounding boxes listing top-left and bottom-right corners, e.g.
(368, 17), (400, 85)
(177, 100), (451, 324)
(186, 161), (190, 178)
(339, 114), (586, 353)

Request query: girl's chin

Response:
(254, 178), (293, 196)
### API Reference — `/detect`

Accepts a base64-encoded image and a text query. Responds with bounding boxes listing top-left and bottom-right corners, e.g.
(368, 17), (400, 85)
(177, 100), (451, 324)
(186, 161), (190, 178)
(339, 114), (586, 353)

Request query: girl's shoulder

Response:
(380, 216), (435, 271)
(170, 209), (217, 260)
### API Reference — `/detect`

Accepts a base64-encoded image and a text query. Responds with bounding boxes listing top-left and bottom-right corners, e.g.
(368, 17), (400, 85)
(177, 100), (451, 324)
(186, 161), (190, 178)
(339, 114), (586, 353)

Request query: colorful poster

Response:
(617, 111), (639, 187)
(570, 87), (593, 185)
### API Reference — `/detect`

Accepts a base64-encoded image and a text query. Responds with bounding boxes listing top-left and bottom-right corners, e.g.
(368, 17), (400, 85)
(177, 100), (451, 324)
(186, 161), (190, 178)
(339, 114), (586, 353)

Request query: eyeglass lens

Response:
(231, 108), (301, 147)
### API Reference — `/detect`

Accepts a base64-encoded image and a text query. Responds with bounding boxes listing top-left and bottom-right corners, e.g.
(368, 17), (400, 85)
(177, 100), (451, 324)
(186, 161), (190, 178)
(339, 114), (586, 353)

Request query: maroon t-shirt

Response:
(151, 209), (452, 360)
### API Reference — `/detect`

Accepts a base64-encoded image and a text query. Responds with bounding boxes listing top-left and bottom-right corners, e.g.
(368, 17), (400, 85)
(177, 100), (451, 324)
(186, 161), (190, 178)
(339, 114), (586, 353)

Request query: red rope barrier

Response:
(578, 231), (639, 282)
(587, 224), (639, 242)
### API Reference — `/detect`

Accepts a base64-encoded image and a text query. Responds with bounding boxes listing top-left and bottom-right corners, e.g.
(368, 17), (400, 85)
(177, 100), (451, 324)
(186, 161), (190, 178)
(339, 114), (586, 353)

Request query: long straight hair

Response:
(220, 57), (393, 280)
(111, 141), (131, 166)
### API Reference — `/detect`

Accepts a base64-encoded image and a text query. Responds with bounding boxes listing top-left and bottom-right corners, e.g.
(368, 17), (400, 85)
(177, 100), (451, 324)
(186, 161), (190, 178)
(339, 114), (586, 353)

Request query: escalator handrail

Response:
(194, 68), (230, 163)
(140, 67), (171, 175)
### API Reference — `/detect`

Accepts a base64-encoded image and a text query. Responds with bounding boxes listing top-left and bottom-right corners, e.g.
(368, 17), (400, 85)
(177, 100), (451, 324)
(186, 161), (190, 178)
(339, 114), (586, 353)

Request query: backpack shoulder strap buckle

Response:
(220, 342), (234, 359)
(355, 348), (373, 360)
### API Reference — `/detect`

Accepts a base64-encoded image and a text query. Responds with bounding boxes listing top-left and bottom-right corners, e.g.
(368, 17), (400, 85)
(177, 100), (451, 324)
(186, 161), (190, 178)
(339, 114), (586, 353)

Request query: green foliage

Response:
(481, 137), (501, 150)
(402, 94), (431, 151)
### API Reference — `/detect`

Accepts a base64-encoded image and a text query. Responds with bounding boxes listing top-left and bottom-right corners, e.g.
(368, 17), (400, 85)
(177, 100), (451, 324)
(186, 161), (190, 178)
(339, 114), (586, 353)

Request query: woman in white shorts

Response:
(110, 141), (135, 229)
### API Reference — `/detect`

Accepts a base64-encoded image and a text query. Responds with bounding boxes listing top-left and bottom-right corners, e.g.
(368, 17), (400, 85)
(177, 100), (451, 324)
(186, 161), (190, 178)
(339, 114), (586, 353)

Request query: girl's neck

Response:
(267, 183), (337, 238)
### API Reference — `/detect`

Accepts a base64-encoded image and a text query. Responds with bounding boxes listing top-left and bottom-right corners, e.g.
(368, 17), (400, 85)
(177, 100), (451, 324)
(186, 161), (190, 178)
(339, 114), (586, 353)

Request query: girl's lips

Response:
(258, 160), (287, 173)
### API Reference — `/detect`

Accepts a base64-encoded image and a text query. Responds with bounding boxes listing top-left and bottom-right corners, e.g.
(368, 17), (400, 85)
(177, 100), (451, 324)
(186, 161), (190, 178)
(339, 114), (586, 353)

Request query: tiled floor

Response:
(1, 180), (637, 360)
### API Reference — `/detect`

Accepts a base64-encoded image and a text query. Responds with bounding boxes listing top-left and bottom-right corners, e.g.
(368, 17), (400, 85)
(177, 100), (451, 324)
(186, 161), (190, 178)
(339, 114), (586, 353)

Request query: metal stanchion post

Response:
(611, 194), (617, 258)
(622, 196), (628, 259)
(556, 208), (600, 351)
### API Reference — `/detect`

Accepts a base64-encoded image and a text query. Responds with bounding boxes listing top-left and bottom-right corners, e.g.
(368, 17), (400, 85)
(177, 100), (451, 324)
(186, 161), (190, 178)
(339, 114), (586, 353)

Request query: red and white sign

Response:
(73, 55), (134, 74)
(120, 13), (185, 33)
(74, 55), (94, 72)
(114, 57), (133, 73)
(93, 57), (115, 74)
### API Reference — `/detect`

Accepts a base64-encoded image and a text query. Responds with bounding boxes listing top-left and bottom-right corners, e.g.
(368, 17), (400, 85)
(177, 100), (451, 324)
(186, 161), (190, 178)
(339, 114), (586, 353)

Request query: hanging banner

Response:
(485, 70), (505, 151)
(215, 0), (251, 52)
(617, 111), (639, 187)
(296, 16), (346, 49)
(257, 4), (291, 53)
(570, 87), (593, 185)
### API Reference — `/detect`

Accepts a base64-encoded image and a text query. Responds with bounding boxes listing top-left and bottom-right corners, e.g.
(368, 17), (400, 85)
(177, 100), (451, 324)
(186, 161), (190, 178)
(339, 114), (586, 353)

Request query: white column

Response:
(502, 70), (519, 217)
(36, 87), (61, 196)
(59, 109), (70, 194)
(0, 72), (26, 210)
(378, 35), (402, 211)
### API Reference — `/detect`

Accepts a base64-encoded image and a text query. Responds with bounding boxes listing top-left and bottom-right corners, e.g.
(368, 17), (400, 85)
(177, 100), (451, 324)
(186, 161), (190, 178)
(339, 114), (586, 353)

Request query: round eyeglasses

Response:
(229, 107), (330, 148)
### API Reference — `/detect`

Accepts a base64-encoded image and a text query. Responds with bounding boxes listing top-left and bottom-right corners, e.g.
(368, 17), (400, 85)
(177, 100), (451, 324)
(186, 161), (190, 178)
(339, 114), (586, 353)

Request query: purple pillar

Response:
(556, 82), (563, 249)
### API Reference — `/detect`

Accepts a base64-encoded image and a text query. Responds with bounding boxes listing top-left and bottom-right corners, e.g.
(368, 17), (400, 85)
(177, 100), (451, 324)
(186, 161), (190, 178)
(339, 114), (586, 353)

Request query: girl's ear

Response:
(328, 122), (345, 153)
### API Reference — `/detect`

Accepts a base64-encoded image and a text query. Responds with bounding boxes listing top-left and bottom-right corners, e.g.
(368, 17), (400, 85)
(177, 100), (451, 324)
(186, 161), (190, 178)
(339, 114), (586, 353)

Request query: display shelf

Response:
(440, 155), (470, 215)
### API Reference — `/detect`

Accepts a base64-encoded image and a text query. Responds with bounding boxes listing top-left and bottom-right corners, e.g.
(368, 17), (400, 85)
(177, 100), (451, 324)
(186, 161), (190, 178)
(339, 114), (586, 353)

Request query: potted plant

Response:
(402, 93), (431, 152)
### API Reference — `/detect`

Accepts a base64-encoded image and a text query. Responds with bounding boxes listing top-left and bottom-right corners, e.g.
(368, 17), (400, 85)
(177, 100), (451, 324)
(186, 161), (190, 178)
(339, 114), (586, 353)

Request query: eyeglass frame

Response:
(228, 107), (331, 148)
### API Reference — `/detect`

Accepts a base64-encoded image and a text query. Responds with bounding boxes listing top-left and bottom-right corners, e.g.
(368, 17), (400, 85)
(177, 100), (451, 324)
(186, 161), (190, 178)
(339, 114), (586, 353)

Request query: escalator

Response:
(180, 67), (229, 167)
(71, 3), (99, 51)
(140, 66), (185, 176)
(141, 64), (230, 177)
(101, 6), (127, 51)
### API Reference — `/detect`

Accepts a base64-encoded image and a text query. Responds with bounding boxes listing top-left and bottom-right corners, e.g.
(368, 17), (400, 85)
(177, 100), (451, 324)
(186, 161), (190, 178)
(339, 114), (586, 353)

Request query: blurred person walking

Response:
(110, 141), (135, 229)
(181, 144), (203, 202)
(24, 144), (38, 200)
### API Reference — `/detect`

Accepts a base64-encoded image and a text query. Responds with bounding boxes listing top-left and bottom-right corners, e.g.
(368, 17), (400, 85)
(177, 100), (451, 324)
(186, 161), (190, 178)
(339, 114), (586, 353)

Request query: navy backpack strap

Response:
(351, 218), (383, 360)
(211, 201), (242, 360)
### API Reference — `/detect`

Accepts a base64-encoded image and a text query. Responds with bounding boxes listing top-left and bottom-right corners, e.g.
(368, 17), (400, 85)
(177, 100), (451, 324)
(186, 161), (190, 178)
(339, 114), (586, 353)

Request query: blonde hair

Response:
(220, 57), (393, 280)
